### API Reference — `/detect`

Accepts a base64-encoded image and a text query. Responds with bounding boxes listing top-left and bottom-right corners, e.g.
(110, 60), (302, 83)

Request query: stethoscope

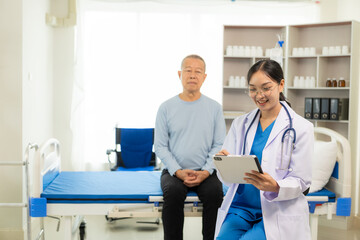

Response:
(242, 102), (296, 172)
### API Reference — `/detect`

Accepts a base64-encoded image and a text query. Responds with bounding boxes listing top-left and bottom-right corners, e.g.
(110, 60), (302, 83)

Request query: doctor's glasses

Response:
(247, 84), (279, 97)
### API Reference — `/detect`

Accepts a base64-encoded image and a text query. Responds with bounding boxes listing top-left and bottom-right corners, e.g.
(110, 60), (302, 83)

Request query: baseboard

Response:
(318, 215), (353, 230)
(0, 228), (24, 240)
(353, 215), (360, 228)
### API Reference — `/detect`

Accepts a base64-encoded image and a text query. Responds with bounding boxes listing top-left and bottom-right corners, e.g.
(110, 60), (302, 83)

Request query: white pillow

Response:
(309, 140), (337, 193)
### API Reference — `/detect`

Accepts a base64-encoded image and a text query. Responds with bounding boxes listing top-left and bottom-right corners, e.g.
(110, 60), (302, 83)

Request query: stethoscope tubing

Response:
(242, 102), (296, 171)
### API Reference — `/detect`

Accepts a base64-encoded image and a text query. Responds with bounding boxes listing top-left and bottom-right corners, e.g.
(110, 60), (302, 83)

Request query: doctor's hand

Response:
(216, 149), (229, 156)
(244, 171), (280, 193)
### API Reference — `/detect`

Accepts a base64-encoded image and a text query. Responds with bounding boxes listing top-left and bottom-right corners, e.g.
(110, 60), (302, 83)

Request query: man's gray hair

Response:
(181, 54), (206, 72)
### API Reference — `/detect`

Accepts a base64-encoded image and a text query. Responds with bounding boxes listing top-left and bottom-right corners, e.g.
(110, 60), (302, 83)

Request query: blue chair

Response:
(106, 128), (160, 224)
(107, 128), (157, 171)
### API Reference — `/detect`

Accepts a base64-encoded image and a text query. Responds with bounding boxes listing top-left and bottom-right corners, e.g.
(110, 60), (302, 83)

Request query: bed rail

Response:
(0, 143), (38, 240)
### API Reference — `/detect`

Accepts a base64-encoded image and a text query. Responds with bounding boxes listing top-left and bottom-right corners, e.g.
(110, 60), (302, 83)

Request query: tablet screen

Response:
(213, 155), (262, 184)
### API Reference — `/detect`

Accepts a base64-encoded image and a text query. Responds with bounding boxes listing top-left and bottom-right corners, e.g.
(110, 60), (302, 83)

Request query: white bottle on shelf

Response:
(240, 76), (246, 87)
(322, 46), (329, 55)
(226, 46), (233, 56)
(235, 76), (241, 87)
(310, 76), (316, 88)
(292, 48), (298, 56)
(229, 75), (235, 87)
(310, 47), (316, 56)
(239, 46), (245, 56)
(299, 76), (305, 88)
(305, 76), (311, 88)
(233, 46), (239, 57)
(256, 46), (263, 57)
(293, 76), (299, 87)
(245, 46), (251, 57)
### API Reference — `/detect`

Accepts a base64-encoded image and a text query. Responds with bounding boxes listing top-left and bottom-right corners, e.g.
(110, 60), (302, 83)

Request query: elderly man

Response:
(155, 54), (226, 240)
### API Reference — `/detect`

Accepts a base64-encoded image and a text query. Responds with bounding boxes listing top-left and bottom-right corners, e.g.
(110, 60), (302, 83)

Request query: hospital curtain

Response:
(71, 0), (319, 170)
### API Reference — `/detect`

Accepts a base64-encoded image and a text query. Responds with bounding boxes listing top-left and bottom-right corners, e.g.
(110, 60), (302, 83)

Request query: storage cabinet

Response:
(285, 21), (359, 139)
(222, 26), (286, 124)
(223, 21), (359, 143)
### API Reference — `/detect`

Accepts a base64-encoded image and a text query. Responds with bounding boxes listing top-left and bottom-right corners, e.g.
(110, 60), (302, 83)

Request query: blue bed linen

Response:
(43, 168), (60, 191)
(41, 171), (164, 203)
(41, 171), (221, 203)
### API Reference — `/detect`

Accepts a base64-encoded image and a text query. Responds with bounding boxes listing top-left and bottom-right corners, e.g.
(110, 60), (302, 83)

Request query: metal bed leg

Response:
(41, 217), (45, 240)
(79, 221), (86, 240)
(34, 217), (45, 240)
(63, 216), (72, 239)
(309, 215), (319, 240)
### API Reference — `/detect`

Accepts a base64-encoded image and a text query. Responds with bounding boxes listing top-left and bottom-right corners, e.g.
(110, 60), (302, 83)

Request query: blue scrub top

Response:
(228, 120), (275, 222)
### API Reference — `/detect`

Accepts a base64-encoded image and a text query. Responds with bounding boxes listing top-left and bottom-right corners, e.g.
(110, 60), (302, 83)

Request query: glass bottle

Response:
(332, 78), (337, 87)
(339, 77), (345, 87)
(326, 78), (332, 87)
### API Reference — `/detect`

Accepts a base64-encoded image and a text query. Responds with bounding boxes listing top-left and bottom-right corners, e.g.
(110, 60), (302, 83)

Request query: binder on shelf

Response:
(312, 98), (321, 119)
(330, 98), (339, 120)
(304, 98), (313, 119)
(339, 98), (349, 121)
(321, 98), (330, 120)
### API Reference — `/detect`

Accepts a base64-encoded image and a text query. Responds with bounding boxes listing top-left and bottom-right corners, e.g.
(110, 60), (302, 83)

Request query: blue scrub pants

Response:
(216, 213), (266, 240)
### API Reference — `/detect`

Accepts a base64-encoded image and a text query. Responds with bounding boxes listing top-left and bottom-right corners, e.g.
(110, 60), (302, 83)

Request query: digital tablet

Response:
(213, 155), (263, 184)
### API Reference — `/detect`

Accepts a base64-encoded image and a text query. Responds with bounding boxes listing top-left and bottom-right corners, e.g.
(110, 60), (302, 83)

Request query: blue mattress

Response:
(41, 171), (199, 203)
(41, 170), (333, 205)
(42, 171), (164, 203)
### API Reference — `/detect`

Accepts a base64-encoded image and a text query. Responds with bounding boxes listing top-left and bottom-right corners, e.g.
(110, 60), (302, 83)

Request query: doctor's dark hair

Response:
(247, 59), (291, 107)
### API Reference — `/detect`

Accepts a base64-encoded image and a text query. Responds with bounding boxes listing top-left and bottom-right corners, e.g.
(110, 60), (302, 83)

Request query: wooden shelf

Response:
(287, 87), (350, 90)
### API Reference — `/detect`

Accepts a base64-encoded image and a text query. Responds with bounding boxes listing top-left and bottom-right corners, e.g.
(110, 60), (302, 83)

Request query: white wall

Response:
(0, 0), (53, 239)
(51, 0), (75, 172)
(332, 0), (360, 226)
(0, 1), (23, 238)
(319, 0), (360, 21)
(22, 0), (54, 238)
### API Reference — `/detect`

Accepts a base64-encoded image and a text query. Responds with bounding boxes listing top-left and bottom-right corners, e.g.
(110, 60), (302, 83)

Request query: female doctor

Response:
(215, 59), (313, 240)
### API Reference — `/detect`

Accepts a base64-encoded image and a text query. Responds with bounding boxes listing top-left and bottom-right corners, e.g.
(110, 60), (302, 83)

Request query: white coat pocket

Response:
(277, 214), (311, 240)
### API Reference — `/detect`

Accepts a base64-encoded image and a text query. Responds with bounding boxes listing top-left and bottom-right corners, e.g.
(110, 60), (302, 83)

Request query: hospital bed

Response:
(28, 127), (351, 240)
(29, 138), (202, 240)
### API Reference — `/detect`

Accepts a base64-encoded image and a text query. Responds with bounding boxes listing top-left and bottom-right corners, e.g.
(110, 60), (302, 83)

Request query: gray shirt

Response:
(155, 94), (226, 176)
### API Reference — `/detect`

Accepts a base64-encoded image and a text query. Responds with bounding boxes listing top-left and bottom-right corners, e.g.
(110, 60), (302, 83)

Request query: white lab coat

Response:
(215, 102), (313, 240)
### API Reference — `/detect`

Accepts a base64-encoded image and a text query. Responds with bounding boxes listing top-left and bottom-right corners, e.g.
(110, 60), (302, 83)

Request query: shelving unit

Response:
(223, 21), (359, 140)
(222, 26), (286, 128)
(285, 21), (359, 140)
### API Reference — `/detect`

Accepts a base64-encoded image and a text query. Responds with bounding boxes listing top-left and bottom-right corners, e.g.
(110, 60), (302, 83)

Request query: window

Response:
(74, 1), (319, 169)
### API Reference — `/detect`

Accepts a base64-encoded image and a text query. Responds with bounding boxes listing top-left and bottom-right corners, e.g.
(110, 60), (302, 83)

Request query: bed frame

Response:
(28, 126), (351, 240)
(307, 127), (351, 239)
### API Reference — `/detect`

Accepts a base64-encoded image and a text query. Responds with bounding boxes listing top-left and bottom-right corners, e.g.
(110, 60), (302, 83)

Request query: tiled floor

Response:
(44, 215), (360, 240)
